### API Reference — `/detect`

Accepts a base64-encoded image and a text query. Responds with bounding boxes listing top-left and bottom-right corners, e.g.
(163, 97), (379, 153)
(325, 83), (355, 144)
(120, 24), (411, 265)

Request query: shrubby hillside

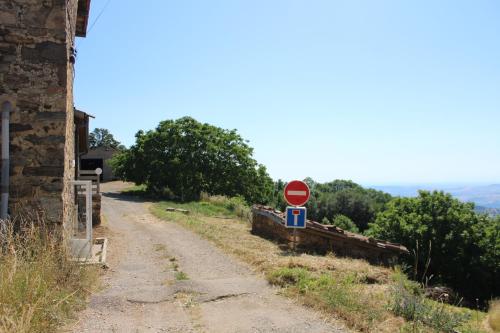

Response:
(367, 191), (499, 303)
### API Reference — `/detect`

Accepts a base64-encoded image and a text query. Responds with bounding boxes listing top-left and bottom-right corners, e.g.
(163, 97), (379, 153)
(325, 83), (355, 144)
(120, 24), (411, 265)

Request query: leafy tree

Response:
(366, 191), (499, 302)
(304, 179), (391, 231)
(89, 128), (125, 150)
(332, 214), (359, 233)
(322, 214), (359, 233)
(110, 117), (274, 203)
(272, 179), (287, 211)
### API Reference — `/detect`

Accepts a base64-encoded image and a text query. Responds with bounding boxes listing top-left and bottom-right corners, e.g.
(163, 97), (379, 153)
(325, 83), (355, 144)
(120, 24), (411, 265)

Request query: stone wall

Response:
(252, 206), (409, 265)
(0, 0), (80, 226)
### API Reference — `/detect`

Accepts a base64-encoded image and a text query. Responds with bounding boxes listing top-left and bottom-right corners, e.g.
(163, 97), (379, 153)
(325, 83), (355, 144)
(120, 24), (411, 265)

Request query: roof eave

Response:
(76, 0), (91, 37)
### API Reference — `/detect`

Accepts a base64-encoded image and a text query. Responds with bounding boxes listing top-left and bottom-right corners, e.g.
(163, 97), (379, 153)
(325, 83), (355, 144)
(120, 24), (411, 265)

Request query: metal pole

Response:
(293, 228), (297, 252)
(1, 101), (12, 220)
(85, 181), (92, 246)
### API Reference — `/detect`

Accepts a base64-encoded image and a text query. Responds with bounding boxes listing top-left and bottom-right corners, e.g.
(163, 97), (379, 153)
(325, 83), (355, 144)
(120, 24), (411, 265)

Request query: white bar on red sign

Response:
(287, 190), (307, 196)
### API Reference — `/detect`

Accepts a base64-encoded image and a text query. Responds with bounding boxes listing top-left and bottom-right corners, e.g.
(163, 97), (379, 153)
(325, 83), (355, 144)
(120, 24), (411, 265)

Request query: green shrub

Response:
(367, 191), (500, 302)
(390, 282), (471, 332)
(305, 179), (392, 231)
(322, 215), (360, 233)
(200, 194), (251, 221)
(174, 271), (189, 281)
(333, 214), (359, 233)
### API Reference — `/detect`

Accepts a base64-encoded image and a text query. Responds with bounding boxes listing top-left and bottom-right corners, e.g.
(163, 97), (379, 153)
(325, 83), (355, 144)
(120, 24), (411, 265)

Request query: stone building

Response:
(0, 0), (92, 226)
(81, 146), (119, 182)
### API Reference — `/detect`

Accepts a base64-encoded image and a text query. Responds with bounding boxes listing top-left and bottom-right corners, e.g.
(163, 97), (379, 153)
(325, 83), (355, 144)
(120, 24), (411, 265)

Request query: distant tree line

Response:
(110, 117), (499, 303)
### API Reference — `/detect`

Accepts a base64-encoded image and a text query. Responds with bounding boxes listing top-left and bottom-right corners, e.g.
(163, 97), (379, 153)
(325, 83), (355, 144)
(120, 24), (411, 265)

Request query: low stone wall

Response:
(252, 206), (408, 265)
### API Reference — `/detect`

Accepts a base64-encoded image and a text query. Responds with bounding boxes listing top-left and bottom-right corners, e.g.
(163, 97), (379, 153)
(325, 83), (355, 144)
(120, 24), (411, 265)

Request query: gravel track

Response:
(69, 182), (347, 333)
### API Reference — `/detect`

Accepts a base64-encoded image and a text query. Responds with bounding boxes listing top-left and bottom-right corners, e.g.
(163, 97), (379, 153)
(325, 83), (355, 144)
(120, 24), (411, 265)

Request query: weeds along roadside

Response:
(0, 214), (99, 333)
(149, 196), (493, 333)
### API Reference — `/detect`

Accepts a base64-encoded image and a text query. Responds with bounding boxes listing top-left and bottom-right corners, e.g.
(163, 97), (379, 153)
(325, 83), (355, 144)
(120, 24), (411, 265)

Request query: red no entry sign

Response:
(284, 180), (310, 206)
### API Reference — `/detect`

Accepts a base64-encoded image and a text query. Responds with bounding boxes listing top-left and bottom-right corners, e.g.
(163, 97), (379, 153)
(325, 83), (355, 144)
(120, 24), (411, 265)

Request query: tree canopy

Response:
(110, 117), (274, 203)
(89, 128), (125, 150)
(272, 179), (392, 231)
(366, 191), (499, 302)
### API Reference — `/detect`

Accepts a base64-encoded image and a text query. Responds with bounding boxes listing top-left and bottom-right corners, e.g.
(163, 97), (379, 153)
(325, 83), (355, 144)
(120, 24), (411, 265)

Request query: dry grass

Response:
(0, 217), (99, 333)
(489, 300), (500, 332)
(150, 200), (489, 333)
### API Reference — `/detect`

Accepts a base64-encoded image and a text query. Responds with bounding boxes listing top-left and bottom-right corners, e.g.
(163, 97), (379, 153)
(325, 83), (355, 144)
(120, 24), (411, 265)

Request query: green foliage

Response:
(174, 271), (189, 281)
(267, 267), (384, 330)
(305, 179), (392, 231)
(201, 193), (251, 221)
(110, 117), (274, 203)
(151, 194), (250, 222)
(271, 179), (392, 232)
(390, 282), (472, 333)
(332, 214), (360, 233)
(0, 220), (98, 332)
(89, 128), (124, 150)
(367, 191), (500, 302)
(321, 215), (360, 233)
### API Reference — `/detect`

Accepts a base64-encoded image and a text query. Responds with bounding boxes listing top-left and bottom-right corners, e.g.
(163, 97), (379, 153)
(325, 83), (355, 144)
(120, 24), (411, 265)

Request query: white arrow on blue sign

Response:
(285, 207), (307, 228)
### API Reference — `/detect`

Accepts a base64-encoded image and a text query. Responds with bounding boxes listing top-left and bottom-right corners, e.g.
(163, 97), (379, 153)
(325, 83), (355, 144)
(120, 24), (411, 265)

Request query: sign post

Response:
(283, 180), (310, 252)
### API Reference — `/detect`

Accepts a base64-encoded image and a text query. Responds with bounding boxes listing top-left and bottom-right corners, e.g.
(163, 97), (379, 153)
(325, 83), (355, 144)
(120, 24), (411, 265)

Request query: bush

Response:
(322, 215), (360, 233)
(201, 193), (251, 221)
(333, 214), (359, 233)
(0, 217), (98, 332)
(367, 191), (500, 302)
(390, 282), (471, 333)
(305, 179), (392, 231)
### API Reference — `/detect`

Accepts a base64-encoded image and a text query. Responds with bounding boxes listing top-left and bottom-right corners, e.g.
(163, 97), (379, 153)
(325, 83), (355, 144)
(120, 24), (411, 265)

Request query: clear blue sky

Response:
(74, 0), (500, 185)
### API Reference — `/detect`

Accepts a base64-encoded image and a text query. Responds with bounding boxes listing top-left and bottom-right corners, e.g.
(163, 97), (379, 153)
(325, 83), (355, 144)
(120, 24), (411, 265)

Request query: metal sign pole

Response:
(293, 228), (297, 252)
(284, 180), (310, 255)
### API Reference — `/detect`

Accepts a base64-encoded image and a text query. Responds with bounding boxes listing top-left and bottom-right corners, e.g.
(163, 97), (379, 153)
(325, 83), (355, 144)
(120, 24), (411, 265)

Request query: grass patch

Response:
(267, 267), (385, 330)
(390, 283), (471, 333)
(175, 271), (189, 281)
(0, 219), (99, 333)
(121, 184), (148, 196)
(149, 198), (489, 333)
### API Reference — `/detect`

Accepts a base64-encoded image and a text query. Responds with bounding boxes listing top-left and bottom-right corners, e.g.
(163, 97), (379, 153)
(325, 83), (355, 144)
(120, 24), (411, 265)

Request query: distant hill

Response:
(475, 206), (500, 216)
(371, 184), (500, 209)
(449, 184), (500, 209)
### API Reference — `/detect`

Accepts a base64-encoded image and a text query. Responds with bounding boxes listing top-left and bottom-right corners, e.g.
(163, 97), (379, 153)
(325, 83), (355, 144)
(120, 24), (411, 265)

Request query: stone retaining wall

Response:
(252, 206), (408, 265)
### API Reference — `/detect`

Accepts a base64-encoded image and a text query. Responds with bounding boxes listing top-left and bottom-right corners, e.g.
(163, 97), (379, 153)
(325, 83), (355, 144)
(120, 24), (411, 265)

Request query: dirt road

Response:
(70, 182), (347, 333)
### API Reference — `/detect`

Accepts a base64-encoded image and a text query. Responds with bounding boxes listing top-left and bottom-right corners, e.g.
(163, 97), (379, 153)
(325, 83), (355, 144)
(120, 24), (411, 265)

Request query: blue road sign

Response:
(286, 207), (307, 228)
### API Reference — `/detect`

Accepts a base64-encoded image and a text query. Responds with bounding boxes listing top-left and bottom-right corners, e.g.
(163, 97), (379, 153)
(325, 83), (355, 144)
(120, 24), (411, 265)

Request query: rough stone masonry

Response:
(0, 0), (90, 226)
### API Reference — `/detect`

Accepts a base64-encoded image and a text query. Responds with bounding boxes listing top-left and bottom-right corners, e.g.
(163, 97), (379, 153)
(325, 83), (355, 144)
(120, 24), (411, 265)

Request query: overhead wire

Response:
(87, 0), (112, 34)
